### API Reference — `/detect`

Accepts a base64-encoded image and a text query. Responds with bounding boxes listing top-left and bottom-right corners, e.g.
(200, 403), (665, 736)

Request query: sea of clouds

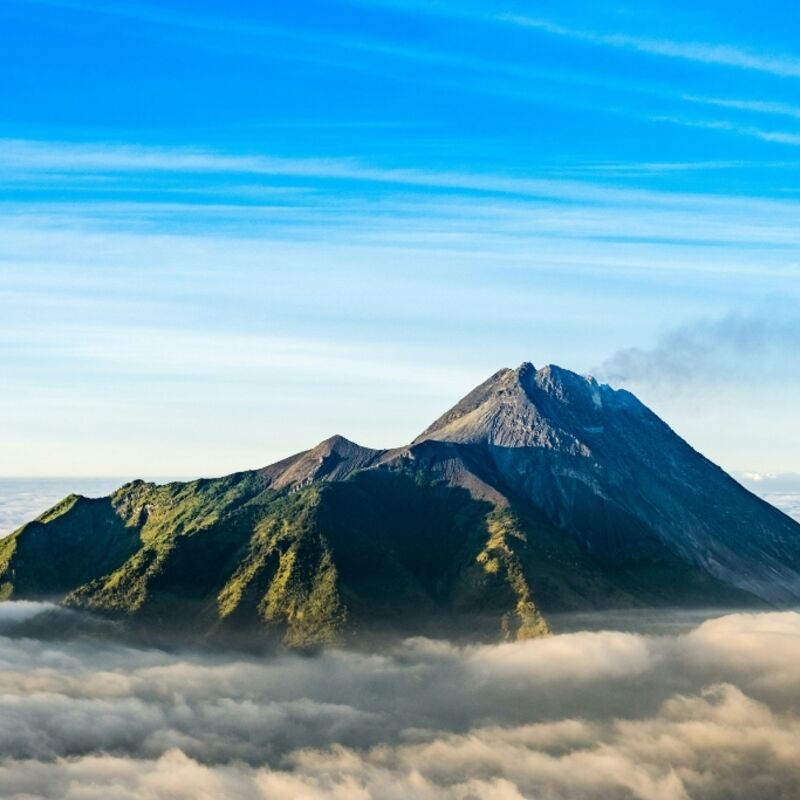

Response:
(1, 602), (800, 799)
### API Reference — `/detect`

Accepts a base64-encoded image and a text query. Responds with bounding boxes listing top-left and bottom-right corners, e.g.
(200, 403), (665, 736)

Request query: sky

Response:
(0, 0), (799, 480)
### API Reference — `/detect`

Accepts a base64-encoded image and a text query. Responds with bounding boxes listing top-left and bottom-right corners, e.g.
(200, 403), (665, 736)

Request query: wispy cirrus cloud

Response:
(353, 3), (800, 80)
(7, 139), (800, 266)
(3, 137), (800, 477)
(647, 115), (800, 147)
(500, 14), (800, 79)
(7, 138), (800, 210)
(684, 95), (800, 121)
(11, 1), (800, 163)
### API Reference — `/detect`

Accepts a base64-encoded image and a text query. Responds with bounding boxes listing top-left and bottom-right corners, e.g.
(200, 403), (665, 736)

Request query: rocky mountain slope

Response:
(2, 363), (798, 648)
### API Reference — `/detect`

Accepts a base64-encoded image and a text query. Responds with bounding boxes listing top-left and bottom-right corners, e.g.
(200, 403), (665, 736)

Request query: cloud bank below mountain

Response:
(2, 604), (800, 799)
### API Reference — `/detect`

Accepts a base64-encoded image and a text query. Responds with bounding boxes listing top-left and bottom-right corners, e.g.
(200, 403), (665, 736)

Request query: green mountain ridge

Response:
(2, 362), (797, 648)
(0, 466), (558, 646)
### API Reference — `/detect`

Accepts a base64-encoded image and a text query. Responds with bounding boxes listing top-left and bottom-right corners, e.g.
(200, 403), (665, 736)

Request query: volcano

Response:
(2, 363), (798, 648)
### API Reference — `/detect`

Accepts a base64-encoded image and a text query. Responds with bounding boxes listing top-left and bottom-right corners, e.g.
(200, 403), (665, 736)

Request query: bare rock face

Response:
(416, 363), (596, 453)
(262, 435), (385, 490)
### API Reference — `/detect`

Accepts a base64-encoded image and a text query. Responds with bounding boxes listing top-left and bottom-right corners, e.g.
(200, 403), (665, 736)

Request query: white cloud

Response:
(2, 139), (800, 477)
(683, 95), (800, 121)
(501, 15), (800, 79)
(1, 606), (800, 798)
(648, 115), (800, 147)
(7, 138), (800, 212)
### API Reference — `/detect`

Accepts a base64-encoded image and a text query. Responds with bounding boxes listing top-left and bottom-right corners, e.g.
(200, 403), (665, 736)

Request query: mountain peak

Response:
(412, 366), (521, 446)
(263, 434), (384, 490)
(414, 362), (603, 451)
(314, 434), (365, 455)
(531, 364), (604, 411)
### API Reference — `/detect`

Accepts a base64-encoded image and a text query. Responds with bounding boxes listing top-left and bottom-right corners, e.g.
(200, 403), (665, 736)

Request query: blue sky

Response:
(1, 0), (799, 479)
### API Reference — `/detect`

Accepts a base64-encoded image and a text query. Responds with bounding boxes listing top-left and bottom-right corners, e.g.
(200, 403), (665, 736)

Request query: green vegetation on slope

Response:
(479, 511), (549, 640)
(2, 465), (557, 647)
(0, 494), (142, 600)
(217, 488), (348, 647)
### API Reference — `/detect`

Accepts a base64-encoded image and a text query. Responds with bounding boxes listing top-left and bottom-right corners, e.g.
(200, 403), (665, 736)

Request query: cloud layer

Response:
(1, 604), (800, 799)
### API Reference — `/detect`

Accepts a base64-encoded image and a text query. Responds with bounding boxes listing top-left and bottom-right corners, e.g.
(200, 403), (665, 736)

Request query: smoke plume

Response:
(596, 309), (800, 391)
